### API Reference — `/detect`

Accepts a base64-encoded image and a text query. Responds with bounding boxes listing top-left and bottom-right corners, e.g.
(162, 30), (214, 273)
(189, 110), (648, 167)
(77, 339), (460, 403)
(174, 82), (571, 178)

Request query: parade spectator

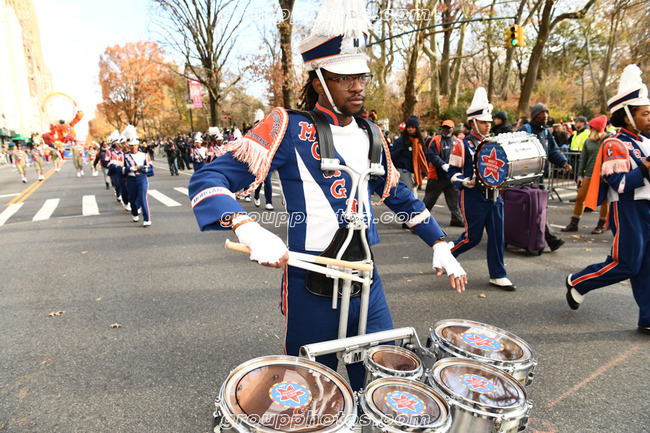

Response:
(519, 102), (571, 252)
(423, 119), (464, 227)
(566, 64), (650, 336)
(553, 123), (571, 148)
(515, 116), (529, 130)
(569, 116), (590, 151)
(391, 115), (428, 199)
(491, 111), (512, 135)
(165, 139), (179, 176)
(562, 115), (610, 234)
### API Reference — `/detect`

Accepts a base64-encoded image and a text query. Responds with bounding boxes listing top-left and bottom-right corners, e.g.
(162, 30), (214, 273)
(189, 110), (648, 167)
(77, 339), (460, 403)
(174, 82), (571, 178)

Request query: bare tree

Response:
(149, 0), (251, 126)
(278, 0), (295, 108)
(516, 0), (597, 115)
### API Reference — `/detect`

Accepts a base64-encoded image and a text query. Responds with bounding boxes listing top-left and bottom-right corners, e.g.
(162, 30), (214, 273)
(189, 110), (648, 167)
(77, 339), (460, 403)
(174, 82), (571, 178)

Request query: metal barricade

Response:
(548, 151), (580, 201)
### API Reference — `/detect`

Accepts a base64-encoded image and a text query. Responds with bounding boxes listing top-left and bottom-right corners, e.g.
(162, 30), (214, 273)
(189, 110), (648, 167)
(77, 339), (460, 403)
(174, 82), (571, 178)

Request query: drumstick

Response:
(225, 240), (366, 283)
(225, 240), (373, 272)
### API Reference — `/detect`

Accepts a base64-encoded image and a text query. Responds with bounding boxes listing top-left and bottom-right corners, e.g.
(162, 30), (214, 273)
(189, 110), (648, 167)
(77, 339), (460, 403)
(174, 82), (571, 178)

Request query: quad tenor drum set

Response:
(212, 321), (536, 433)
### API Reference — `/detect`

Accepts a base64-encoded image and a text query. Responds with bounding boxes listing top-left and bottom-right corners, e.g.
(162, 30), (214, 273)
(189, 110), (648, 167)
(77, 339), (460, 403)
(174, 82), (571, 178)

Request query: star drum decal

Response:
(461, 332), (504, 352)
(477, 143), (508, 188)
(459, 374), (497, 395)
(385, 391), (426, 416)
(269, 381), (313, 409)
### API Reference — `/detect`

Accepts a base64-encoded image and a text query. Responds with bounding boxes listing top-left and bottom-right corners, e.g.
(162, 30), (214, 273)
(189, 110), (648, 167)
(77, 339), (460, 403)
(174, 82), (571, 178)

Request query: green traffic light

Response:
(511, 39), (517, 46)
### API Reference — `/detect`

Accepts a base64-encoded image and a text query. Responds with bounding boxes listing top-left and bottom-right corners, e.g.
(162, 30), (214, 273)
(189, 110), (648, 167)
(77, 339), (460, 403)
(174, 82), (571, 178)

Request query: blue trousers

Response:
(281, 262), (393, 391)
(254, 172), (273, 204)
(193, 161), (205, 172)
(571, 200), (650, 327)
(112, 174), (121, 198)
(451, 187), (507, 279)
(118, 176), (130, 206)
(126, 175), (150, 222)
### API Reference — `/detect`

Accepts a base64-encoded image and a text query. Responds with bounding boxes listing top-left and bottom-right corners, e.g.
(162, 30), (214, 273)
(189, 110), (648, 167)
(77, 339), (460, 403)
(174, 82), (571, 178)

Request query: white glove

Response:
(130, 166), (139, 172)
(432, 241), (466, 278)
(234, 218), (288, 265)
(442, 163), (450, 172)
(461, 178), (475, 188)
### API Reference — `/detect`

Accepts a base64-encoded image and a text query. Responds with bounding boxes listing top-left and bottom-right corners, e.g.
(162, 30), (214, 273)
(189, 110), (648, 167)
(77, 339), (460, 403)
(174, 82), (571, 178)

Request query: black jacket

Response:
(491, 122), (513, 135)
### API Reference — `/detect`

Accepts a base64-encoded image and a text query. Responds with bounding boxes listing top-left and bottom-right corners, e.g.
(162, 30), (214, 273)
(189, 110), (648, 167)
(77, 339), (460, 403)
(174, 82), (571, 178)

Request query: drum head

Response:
(430, 358), (526, 411)
(432, 319), (533, 364)
(366, 346), (421, 375)
(361, 378), (450, 432)
(475, 141), (508, 188)
(220, 356), (355, 433)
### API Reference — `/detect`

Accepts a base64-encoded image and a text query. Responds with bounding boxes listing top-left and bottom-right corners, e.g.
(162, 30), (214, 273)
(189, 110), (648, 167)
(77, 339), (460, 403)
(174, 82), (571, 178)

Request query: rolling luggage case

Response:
(502, 186), (548, 255)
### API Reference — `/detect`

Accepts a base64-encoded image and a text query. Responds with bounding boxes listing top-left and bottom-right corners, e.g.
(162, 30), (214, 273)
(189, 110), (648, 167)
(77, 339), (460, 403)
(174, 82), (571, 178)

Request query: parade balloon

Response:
(42, 92), (84, 143)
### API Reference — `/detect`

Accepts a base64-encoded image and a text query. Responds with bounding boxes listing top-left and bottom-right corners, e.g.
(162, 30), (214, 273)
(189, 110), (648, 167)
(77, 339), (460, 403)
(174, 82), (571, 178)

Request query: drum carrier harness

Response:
(299, 110), (384, 339)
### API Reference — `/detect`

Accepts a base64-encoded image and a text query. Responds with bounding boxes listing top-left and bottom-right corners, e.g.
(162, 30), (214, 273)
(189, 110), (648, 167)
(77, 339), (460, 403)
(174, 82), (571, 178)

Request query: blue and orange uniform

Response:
(448, 131), (507, 280)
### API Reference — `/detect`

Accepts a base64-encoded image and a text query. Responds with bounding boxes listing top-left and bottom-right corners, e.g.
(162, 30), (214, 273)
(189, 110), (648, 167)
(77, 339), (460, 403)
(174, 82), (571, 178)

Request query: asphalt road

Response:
(0, 157), (648, 433)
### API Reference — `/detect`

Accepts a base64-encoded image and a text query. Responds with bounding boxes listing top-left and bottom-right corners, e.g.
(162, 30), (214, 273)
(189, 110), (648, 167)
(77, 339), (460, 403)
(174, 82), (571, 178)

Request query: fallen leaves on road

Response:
(81, 251), (88, 254)
(585, 249), (592, 251)
(48, 311), (66, 317)
(95, 297), (102, 301)
(479, 294), (486, 298)
(419, 272), (424, 275)
(109, 323), (121, 329)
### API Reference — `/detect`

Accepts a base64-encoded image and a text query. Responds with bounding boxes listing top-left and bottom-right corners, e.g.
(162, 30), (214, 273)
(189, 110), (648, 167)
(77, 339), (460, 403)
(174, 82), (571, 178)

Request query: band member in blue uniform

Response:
(191, 133), (206, 172)
(448, 87), (515, 291)
(568, 65), (650, 335)
(122, 125), (153, 227)
(188, 0), (467, 391)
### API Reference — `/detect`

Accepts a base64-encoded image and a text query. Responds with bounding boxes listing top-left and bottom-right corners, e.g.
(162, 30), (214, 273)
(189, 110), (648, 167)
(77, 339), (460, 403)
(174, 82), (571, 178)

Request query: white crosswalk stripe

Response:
(174, 187), (189, 196)
(0, 203), (24, 226)
(149, 189), (182, 207)
(83, 195), (100, 216)
(33, 199), (60, 221)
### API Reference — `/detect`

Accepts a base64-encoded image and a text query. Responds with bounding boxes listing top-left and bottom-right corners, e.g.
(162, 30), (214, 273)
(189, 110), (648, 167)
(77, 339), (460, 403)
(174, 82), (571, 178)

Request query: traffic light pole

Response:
(367, 16), (516, 47)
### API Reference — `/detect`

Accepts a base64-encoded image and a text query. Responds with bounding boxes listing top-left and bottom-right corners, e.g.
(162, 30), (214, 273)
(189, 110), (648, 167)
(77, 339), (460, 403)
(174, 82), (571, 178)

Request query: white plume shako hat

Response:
(254, 109), (265, 124)
(299, 0), (371, 114)
(194, 132), (203, 143)
(608, 65), (649, 133)
(466, 87), (493, 122)
(107, 130), (120, 144)
(208, 127), (223, 140)
(121, 125), (139, 145)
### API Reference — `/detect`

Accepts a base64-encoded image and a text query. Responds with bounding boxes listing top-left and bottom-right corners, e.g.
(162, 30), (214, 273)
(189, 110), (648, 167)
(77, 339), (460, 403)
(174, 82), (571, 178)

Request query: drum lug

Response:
(518, 400), (534, 432)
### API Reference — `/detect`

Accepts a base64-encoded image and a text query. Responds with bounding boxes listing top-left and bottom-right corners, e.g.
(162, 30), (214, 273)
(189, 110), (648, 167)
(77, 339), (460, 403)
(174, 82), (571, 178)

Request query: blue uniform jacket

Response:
(189, 105), (445, 254)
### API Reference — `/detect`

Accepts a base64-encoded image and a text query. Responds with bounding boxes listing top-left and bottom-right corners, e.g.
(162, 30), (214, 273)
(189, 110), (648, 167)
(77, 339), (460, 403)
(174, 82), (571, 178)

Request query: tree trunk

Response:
(422, 2), (440, 117)
(448, 3), (468, 108)
(440, 0), (452, 96)
(278, 0), (295, 109)
(401, 0), (430, 118)
(599, 6), (622, 113)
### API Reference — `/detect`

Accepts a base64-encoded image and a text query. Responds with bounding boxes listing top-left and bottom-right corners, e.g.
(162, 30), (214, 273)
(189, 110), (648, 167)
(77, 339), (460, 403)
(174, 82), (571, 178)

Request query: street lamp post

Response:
(186, 98), (194, 134)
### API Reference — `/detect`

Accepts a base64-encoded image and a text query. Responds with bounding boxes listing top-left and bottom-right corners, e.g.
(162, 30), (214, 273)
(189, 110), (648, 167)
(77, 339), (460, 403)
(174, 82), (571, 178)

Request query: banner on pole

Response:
(189, 80), (203, 109)
(221, 115), (228, 121)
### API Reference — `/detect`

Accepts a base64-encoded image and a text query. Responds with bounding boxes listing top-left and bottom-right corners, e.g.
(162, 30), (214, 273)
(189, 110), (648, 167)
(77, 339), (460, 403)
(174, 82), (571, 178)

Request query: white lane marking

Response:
(434, 205), (445, 208)
(151, 163), (192, 176)
(33, 199), (60, 221)
(550, 224), (565, 229)
(174, 187), (189, 196)
(0, 193), (20, 198)
(149, 189), (182, 207)
(83, 195), (100, 216)
(0, 203), (24, 226)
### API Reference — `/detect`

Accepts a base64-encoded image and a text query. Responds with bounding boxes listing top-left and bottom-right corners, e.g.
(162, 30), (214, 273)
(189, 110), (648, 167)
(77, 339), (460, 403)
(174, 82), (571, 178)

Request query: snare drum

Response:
(427, 359), (531, 433)
(359, 377), (452, 433)
(213, 355), (356, 433)
(474, 132), (546, 189)
(363, 345), (424, 387)
(428, 319), (536, 386)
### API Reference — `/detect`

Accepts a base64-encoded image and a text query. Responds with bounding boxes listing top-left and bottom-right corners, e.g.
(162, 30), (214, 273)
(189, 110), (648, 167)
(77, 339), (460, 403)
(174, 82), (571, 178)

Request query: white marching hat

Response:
(254, 109), (265, 124)
(208, 127), (223, 140)
(107, 130), (120, 144)
(121, 125), (139, 145)
(608, 65), (650, 113)
(466, 87), (493, 122)
(194, 132), (203, 143)
(298, 0), (371, 75)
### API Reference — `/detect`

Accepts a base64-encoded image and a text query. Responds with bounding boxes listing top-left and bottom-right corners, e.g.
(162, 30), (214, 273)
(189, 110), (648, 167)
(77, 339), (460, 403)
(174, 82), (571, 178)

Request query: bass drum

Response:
(428, 319), (536, 386)
(213, 355), (356, 433)
(359, 377), (452, 433)
(427, 358), (532, 433)
(474, 132), (546, 189)
(363, 345), (424, 388)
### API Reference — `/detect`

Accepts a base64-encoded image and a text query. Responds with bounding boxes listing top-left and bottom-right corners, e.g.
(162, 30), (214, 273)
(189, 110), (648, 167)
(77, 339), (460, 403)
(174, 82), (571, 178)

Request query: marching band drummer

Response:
(122, 125), (153, 227)
(191, 133), (206, 171)
(448, 88), (516, 291)
(568, 65), (650, 335)
(188, 0), (467, 391)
